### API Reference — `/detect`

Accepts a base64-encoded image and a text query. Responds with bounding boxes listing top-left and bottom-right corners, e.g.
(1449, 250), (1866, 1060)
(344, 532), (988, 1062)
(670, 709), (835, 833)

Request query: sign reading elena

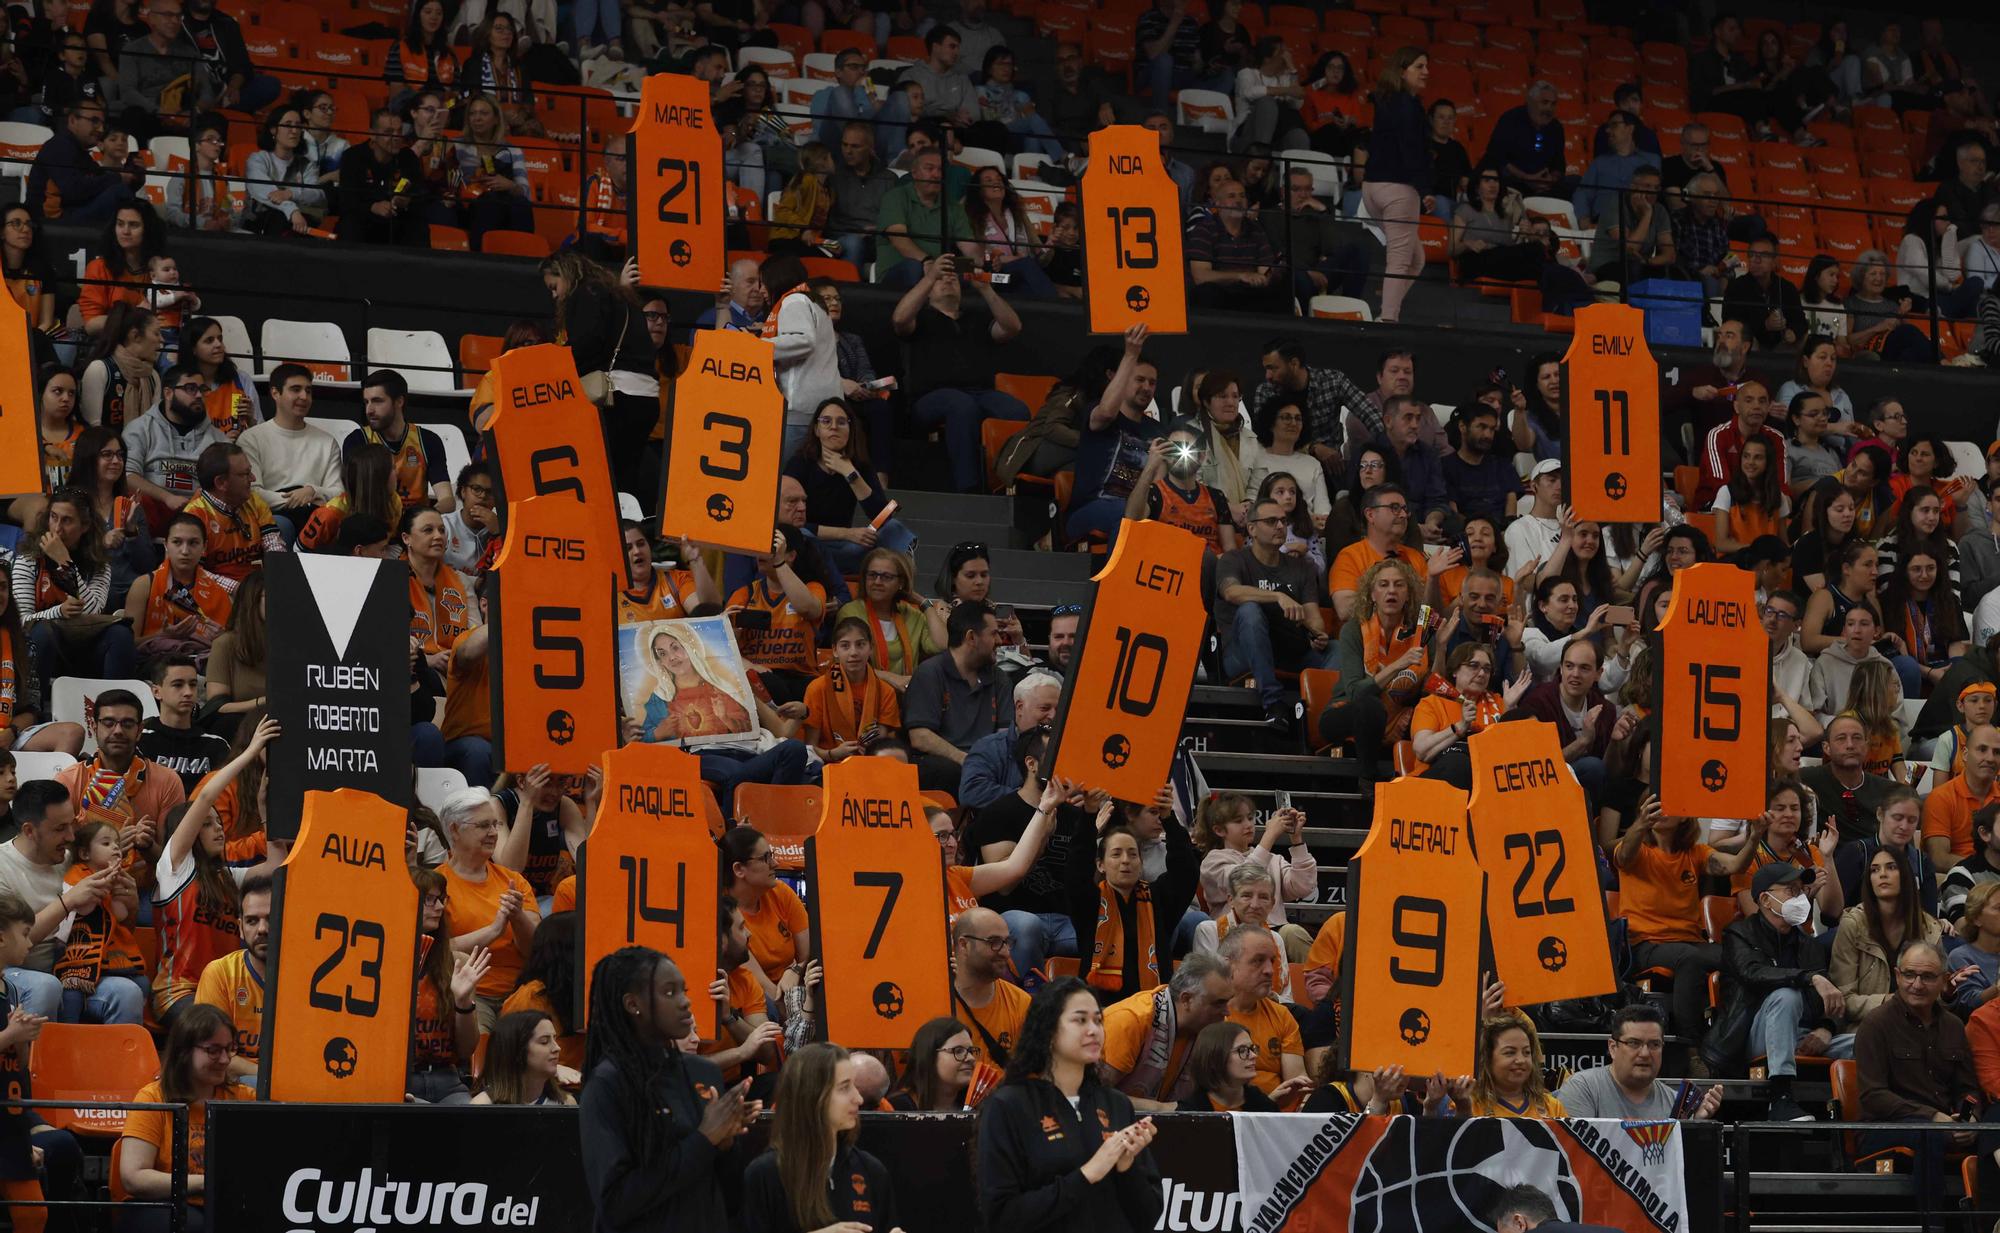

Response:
(264, 554), (412, 840)
(1082, 125), (1187, 335)
(485, 343), (621, 577)
(634, 73), (724, 292)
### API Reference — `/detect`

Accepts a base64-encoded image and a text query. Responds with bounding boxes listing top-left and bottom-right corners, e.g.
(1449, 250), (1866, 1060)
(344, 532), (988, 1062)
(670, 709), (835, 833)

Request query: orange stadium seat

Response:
(458, 333), (504, 379)
(429, 224), (472, 252)
(733, 784), (821, 871)
(1324, 10), (1374, 40)
(31, 1025), (160, 1136)
(479, 229), (552, 257)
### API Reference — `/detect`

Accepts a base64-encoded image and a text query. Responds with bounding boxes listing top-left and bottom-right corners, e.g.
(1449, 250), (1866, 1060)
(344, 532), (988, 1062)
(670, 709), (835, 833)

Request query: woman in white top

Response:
(963, 167), (1059, 298)
(294, 89), (351, 185)
(1896, 197), (1977, 317)
(1240, 390), (1330, 521)
(1235, 36), (1307, 149)
(162, 121), (239, 232)
(242, 105), (327, 236)
(1799, 256), (1850, 342)
(1522, 575), (1619, 684)
(1774, 335), (1855, 425)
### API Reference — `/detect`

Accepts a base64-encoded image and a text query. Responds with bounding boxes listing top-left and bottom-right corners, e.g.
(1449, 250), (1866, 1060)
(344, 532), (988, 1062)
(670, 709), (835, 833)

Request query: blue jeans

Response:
(878, 257), (928, 289)
(9, 967), (145, 1024)
(1222, 602), (1336, 709)
(1572, 755), (1608, 806)
(1064, 495), (1128, 549)
(573, 0), (623, 41)
(62, 183), (138, 225)
(1889, 653), (1922, 701)
(1749, 985), (1855, 1078)
(27, 619), (136, 701)
(819, 518), (918, 573)
(996, 256), (1060, 299)
(912, 388), (1029, 491)
(1172, 906), (1207, 957)
(410, 723), (495, 787)
(1002, 909), (1078, 978)
(700, 740), (822, 817)
(1008, 114), (1067, 162)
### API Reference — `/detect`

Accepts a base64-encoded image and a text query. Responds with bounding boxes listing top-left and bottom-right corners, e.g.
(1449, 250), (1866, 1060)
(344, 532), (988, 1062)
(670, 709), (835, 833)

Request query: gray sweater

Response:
(117, 32), (218, 115)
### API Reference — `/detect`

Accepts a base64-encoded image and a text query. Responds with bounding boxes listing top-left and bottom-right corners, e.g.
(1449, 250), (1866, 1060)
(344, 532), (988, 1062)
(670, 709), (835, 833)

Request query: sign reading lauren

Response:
(264, 554), (413, 841)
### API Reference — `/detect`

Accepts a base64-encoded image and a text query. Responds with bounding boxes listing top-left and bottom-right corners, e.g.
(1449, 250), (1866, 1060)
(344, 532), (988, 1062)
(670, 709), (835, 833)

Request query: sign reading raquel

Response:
(806, 758), (948, 1049)
(260, 788), (418, 1103)
(1562, 302), (1661, 524)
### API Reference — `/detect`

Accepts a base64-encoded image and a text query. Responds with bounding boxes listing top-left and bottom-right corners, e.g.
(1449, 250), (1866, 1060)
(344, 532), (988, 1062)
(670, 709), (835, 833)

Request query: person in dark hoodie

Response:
(579, 946), (760, 1233)
(977, 977), (1163, 1233)
(1064, 802), (1199, 1002)
(739, 1042), (900, 1233)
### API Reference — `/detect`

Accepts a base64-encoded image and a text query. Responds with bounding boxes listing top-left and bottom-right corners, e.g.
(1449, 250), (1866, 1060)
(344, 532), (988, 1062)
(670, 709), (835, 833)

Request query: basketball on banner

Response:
(1048, 518), (1207, 799)
(1562, 302), (1661, 524)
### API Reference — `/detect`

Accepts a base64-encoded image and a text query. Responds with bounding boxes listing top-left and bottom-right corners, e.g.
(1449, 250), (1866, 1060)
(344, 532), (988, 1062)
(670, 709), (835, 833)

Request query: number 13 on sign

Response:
(1082, 126), (1186, 335)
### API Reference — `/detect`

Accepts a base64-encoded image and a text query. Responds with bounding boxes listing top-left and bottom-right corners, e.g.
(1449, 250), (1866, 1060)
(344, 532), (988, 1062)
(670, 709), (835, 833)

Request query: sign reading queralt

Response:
(264, 554), (412, 841)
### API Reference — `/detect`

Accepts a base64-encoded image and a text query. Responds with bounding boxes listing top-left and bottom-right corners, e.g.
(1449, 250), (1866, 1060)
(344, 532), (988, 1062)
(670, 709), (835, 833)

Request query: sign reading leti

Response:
(304, 664), (383, 771)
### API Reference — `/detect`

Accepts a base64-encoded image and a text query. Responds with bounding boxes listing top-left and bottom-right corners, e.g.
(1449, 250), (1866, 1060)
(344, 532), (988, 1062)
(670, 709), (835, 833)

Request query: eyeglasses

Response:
(1051, 603), (1083, 617)
(863, 571), (903, 583)
(641, 310), (669, 322)
(1897, 969), (1944, 983)
(460, 819), (500, 832)
(196, 1041), (237, 1060)
(1369, 502), (1409, 515)
(173, 381), (205, 394)
(421, 893), (448, 908)
(744, 850), (774, 866)
(1462, 661), (1494, 675)
(1249, 515), (1285, 526)
(961, 934), (1012, 951)
(1613, 1036), (1664, 1051)
(942, 1045), (978, 1061)
(1357, 459), (1386, 472)
(1231, 1045), (1261, 1060)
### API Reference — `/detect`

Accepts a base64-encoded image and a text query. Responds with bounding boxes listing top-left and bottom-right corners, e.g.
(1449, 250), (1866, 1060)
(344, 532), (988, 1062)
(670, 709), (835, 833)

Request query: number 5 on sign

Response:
(1050, 518), (1207, 799)
(660, 328), (783, 555)
(633, 73), (723, 292)
(1659, 562), (1767, 819)
(1339, 777), (1483, 1076)
(578, 742), (718, 1034)
(1561, 302), (1660, 523)
(1082, 125), (1186, 335)
(260, 789), (418, 1102)
(806, 758), (949, 1048)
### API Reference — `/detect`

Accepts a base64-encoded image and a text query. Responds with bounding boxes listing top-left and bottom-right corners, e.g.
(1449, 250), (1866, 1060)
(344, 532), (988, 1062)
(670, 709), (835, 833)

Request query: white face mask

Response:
(1770, 891), (1813, 927)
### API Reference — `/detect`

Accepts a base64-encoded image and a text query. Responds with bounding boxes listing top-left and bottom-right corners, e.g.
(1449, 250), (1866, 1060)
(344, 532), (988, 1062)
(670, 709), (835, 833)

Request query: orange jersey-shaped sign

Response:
(488, 494), (620, 775)
(0, 308), (38, 497)
(577, 742), (718, 1035)
(1082, 125), (1187, 335)
(485, 342), (622, 578)
(1562, 302), (1661, 524)
(1659, 562), (1767, 819)
(1340, 776), (1483, 1076)
(660, 328), (783, 554)
(633, 72), (723, 292)
(1050, 518), (1207, 798)
(1468, 720), (1617, 1007)
(806, 758), (949, 1049)
(260, 788), (418, 1102)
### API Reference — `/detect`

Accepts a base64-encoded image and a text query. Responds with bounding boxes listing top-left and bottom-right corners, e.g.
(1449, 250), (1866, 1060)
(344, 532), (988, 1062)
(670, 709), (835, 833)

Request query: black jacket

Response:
(740, 1144), (897, 1233)
(1062, 812), (1199, 1000)
(976, 1079), (1162, 1233)
(579, 1052), (734, 1233)
(1721, 272), (1806, 349)
(1702, 911), (1834, 1074)
(567, 283), (659, 378)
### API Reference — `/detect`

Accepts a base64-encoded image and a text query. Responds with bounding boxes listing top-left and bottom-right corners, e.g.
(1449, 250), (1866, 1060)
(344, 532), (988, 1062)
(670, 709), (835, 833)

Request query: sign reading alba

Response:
(578, 742), (717, 1034)
(1341, 777), (1483, 1076)
(489, 494), (619, 775)
(660, 328), (783, 555)
(1082, 124), (1187, 334)
(265, 554), (412, 841)
(1660, 562), (1766, 819)
(261, 789), (418, 1103)
(1467, 721), (1616, 1007)
(633, 72), (723, 291)
(807, 758), (948, 1049)
(1562, 302), (1661, 524)
(1050, 518), (1206, 799)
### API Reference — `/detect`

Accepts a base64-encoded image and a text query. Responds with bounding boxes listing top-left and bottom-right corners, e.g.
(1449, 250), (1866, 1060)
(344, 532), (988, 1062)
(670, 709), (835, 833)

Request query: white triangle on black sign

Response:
(297, 555), (382, 660)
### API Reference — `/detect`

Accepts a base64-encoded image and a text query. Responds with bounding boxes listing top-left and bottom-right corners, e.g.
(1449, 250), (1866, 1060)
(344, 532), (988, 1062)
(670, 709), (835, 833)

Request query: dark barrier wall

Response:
(206, 1103), (1724, 1233)
(60, 222), (1993, 455)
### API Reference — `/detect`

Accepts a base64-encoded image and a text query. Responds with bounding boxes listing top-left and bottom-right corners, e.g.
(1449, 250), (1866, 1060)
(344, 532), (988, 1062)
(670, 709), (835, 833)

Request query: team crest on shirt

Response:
(1040, 1115), (1064, 1140)
(694, 1082), (717, 1102)
(440, 590), (469, 620)
(1267, 1036), (1281, 1059)
(850, 1173), (871, 1213)
(234, 986), (250, 1006)
(1096, 1108), (1111, 1129)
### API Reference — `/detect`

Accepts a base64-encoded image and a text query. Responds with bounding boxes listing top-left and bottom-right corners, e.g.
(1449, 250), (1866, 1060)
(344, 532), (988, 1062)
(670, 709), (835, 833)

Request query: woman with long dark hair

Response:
(165, 120), (239, 234)
(722, 826), (812, 1002)
(542, 249), (658, 502)
(1302, 51), (1364, 156)
(385, 0), (459, 104)
(1255, 472), (1323, 572)
(298, 442), (401, 552)
(927, 541), (1024, 647)
(1451, 168), (1544, 283)
(180, 316), (260, 429)
(118, 1002), (249, 1229)
(8, 367), (81, 528)
(1897, 197), (1981, 319)
(500, 909), (583, 1074)
(72, 424), (158, 607)
(473, 1011), (573, 1105)
(741, 1041), (898, 1231)
(1842, 443), (1898, 541)
(206, 571), (266, 719)
(965, 165), (1057, 298)
(461, 12), (542, 136)
(580, 947), (759, 1233)
(1507, 352), (1562, 461)
(1800, 257), (1850, 342)
(1712, 436), (1790, 553)
(1880, 547), (1968, 695)
(976, 978), (1161, 1233)
(12, 487), (136, 695)
(887, 1017), (974, 1112)
(1632, 523), (1715, 628)
(783, 397), (916, 573)
(1802, 538), (1885, 657)
(1363, 47), (1432, 322)
(1, 204), (58, 341)
(243, 104), (326, 237)
(1876, 482), (1962, 593)
(77, 302), (161, 432)
(409, 867), (485, 1104)
(1791, 480), (1857, 592)
(1241, 391), (1329, 526)
(1832, 826), (1942, 1030)
(1178, 1020), (1279, 1112)
(77, 200), (164, 336)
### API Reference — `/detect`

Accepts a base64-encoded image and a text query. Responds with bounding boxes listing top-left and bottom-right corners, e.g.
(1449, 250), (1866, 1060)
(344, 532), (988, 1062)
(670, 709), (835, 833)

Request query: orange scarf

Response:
(1360, 614), (1427, 678)
(1086, 880), (1158, 993)
(825, 665), (884, 742)
(759, 288), (816, 340)
(866, 602), (925, 672)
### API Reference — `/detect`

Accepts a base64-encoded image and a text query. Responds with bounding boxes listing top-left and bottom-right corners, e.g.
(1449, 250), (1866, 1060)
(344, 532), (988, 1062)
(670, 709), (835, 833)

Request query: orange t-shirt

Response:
(1295, 911), (1346, 1004)
(1101, 986), (1192, 1101)
(801, 668), (902, 750)
(1227, 995), (1304, 1094)
(499, 978), (585, 1072)
(1329, 539), (1427, 598)
(77, 258), (144, 327)
(442, 861), (538, 998)
(1432, 566), (1514, 612)
(618, 567), (697, 625)
(946, 865), (977, 920)
(698, 965), (765, 1082)
(1408, 693), (1504, 775)
(440, 642), (491, 742)
(1923, 776), (2000, 859)
(64, 862), (144, 972)
(122, 1079), (251, 1200)
(741, 881), (809, 983)
(1621, 841), (1713, 944)
(182, 488), (276, 582)
(137, 562), (237, 641)
(551, 875), (576, 915)
(955, 978), (1031, 1068)
(726, 577), (825, 676)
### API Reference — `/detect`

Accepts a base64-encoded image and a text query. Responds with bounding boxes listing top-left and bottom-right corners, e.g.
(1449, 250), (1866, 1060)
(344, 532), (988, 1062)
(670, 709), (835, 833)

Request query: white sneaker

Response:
(579, 41), (604, 60)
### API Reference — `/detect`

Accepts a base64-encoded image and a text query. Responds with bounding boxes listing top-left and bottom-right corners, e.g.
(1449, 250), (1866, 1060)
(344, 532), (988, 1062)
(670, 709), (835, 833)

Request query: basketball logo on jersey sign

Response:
(264, 555), (413, 841)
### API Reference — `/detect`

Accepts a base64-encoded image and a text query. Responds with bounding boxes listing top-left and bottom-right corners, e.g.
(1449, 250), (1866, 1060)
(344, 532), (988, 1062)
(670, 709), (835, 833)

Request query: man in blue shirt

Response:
(1438, 401), (1518, 522)
(1374, 394), (1449, 541)
(1571, 110), (1662, 230)
(809, 49), (909, 161)
(956, 670), (1062, 810)
(1480, 81), (1568, 198)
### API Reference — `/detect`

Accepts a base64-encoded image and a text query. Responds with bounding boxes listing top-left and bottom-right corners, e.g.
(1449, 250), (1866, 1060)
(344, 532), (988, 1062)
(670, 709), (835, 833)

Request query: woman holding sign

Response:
(1457, 1011), (1565, 1118)
(542, 250), (657, 505)
(1064, 807), (1199, 1001)
(741, 1042), (903, 1233)
(976, 978), (1162, 1233)
(580, 947), (760, 1233)
(1319, 558), (1427, 785)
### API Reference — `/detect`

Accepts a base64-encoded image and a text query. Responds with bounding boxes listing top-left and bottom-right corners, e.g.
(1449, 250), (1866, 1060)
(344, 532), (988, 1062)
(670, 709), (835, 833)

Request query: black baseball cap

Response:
(1752, 862), (1805, 898)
